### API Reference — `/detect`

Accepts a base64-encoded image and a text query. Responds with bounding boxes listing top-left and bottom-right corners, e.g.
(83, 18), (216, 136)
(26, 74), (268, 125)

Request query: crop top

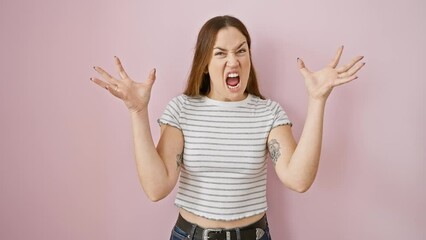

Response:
(158, 94), (292, 221)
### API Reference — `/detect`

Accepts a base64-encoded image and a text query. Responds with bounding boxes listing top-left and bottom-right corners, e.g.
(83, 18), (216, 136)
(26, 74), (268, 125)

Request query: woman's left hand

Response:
(298, 46), (365, 102)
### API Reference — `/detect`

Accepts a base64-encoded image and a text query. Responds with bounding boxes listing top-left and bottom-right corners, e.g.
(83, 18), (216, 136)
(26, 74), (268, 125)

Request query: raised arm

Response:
(91, 57), (183, 201)
(268, 46), (365, 192)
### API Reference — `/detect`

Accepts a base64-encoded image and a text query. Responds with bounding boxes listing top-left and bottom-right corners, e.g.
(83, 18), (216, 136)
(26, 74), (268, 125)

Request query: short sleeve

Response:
(270, 101), (292, 128)
(157, 95), (186, 130)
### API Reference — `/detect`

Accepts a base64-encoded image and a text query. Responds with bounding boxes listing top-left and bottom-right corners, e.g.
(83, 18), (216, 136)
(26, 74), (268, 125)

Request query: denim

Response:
(170, 226), (191, 240)
(169, 218), (272, 240)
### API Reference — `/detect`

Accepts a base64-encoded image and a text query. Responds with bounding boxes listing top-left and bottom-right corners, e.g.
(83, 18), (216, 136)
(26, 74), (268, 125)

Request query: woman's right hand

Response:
(91, 56), (156, 113)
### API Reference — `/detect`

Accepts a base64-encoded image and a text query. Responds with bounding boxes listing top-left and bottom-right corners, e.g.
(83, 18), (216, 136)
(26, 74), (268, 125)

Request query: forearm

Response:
(287, 98), (326, 191)
(273, 46), (363, 192)
(130, 109), (170, 200)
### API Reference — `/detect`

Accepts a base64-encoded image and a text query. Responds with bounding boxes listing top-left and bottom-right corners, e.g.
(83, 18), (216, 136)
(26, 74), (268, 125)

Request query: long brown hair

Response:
(183, 15), (265, 99)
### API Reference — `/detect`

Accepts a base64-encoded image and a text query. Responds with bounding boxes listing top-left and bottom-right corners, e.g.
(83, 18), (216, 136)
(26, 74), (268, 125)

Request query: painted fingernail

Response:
(89, 78), (93, 81)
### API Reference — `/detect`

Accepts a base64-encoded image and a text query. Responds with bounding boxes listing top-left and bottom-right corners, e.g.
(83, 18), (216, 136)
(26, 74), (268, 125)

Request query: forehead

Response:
(214, 27), (247, 48)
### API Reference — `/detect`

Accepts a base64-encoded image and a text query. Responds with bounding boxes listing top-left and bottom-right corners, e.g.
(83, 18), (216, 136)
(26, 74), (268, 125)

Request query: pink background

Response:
(1, 0), (425, 239)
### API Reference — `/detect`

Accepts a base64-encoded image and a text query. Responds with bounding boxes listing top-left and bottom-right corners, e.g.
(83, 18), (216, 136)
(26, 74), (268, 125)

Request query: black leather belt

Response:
(175, 214), (267, 240)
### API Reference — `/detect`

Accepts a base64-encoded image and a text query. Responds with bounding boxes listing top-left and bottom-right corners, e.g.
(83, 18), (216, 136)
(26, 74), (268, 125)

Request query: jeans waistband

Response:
(174, 214), (267, 240)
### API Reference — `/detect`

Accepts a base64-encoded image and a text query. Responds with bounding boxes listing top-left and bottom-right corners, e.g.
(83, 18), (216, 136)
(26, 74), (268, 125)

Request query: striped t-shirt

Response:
(158, 94), (292, 221)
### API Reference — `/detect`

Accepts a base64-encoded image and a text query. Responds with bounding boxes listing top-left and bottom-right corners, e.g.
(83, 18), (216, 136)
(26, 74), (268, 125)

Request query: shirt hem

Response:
(175, 204), (268, 222)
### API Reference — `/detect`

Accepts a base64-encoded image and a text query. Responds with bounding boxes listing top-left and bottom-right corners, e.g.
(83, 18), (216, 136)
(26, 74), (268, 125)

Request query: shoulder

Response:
(169, 94), (188, 104)
(165, 95), (211, 115)
(170, 94), (206, 104)
(249, 95), (282, 111)
(166, 94), (190, 109)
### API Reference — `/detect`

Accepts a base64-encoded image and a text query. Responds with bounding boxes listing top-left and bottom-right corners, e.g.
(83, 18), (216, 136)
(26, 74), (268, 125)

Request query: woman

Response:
(91, 15), (365, 240)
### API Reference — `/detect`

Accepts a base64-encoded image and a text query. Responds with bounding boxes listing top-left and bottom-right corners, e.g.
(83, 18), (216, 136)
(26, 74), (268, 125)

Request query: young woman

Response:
(91, 15), (365, 240)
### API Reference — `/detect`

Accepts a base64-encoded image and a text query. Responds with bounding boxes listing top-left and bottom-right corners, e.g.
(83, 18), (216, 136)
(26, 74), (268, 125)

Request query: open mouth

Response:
(226, 72), (240, 89)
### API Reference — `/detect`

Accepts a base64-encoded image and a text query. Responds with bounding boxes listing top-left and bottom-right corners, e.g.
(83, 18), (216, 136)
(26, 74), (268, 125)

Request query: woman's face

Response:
(207, 27), (251, 101)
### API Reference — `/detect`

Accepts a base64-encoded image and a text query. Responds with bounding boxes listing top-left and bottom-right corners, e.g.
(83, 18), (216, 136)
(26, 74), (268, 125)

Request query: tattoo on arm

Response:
(176, 152), (183, 170)
(268, 139), (281, 166)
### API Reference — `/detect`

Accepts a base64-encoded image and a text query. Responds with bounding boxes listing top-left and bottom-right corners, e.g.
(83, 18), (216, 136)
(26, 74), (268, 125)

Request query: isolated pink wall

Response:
(0, 0), (425, 239)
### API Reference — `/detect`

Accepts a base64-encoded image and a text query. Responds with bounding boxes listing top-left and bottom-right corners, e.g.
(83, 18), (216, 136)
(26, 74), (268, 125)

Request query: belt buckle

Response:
(256, 228), (265, 239)
(202, 228), (231, 240)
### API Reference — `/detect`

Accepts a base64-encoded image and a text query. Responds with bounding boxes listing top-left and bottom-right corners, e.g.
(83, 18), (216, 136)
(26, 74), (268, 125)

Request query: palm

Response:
(119, 76), (153, 110)
(91, 57), (156, 113)
(298, 46), (365, 101)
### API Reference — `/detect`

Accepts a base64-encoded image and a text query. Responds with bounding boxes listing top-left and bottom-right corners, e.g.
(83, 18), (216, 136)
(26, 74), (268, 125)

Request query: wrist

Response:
(308, 96), (327, 106)
(129, 107), (149, 117)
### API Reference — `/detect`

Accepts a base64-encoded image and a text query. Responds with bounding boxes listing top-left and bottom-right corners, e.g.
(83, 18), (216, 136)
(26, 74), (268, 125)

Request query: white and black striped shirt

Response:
(158, 94), (292, 221)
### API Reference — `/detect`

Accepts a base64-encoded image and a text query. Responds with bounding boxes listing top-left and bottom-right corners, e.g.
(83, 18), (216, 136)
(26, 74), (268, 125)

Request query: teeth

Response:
(227, 73), (239, 78)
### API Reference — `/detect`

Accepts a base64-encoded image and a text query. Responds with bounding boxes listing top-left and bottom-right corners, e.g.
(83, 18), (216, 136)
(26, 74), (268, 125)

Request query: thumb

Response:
(297, 58), (311, 79)
(145, 68), (156, 86)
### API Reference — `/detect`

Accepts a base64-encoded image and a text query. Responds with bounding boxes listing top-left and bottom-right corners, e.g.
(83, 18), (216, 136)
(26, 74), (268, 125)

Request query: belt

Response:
(175, 214), (267, 240)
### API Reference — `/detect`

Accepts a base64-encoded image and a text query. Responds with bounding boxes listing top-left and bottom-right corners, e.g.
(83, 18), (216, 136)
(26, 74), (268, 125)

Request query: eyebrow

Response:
(213, 41), (247, 51)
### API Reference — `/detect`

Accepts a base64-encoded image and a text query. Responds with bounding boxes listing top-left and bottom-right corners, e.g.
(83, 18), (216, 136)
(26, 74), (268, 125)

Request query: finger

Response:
(90, 77), (109, 90)
(114, 56), (129, 79)
(106, 83), (122, 98)
(90, 77), (120, 93)
(144, 68), (156, 86)
(93, 66), (119, 85)
(297, 58), (311, 79)
(333, 75), (358, 87)
(337, 56), (364, 73)
(328, 45), (344, 68)
(338, 62), (366, 78)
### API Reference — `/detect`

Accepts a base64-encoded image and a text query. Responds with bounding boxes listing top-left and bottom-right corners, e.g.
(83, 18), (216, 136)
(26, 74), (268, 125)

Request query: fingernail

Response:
(93, 66), (96, 69)
(89, 77), (93, 81)
(297, 58), (300, 62)
(153, 68), (156, 73)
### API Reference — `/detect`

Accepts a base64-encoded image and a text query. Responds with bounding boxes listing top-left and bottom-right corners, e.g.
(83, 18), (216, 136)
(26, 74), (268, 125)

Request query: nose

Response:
(226, 54), (239, 67)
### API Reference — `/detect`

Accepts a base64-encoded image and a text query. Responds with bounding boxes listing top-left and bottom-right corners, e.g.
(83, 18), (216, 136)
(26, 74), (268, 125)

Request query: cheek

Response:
(209, 61), (225, 76)
(207, 65), (224, 85)
(208, 66), (221, 79)
(241, 58), (251, 77)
